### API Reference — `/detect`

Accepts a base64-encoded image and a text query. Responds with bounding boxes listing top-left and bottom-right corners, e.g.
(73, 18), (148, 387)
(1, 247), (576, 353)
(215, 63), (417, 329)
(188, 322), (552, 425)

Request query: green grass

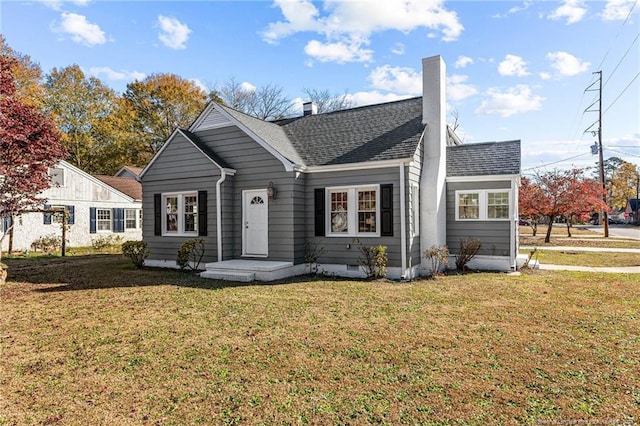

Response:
(519, 249), (640, 267)
(1, 255), (639, 425)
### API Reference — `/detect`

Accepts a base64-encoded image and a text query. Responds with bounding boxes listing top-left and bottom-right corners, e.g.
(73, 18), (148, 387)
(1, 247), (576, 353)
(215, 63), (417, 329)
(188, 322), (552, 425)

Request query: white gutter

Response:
(216, 169), (232, 262)
(399, 163), (407, 279)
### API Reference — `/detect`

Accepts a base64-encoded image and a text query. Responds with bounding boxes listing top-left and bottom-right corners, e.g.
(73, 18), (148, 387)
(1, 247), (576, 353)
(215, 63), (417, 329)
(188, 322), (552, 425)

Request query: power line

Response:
(521, 152), (591, 172)
(603, 31), (640, 88)
(602, 70), (640, 116)
(606, 147), (640, 158)
(596, 0), (638, 70)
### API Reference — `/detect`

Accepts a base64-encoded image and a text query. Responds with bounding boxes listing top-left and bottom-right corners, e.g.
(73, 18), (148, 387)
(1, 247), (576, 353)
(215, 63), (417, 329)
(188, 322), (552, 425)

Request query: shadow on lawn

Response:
(4, 254), (322, 292)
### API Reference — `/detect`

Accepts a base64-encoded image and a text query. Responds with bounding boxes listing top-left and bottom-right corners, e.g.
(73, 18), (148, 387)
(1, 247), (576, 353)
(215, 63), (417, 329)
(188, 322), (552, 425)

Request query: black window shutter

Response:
(66, 205), (75, 225)
(198, 190), (207, 236)
(43, 204), (51, 225)
(89, 207), (96, 234)
(380, 184), (393, 236)
(113, 208), (125, 233)
(154, 194), (161, 236)
(314, 188), (325, 236)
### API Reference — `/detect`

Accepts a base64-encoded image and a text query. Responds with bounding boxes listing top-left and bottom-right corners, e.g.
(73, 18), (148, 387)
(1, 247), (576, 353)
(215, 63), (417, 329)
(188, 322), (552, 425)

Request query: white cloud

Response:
(54, 12), (106, 46)
(547, 0), (587, 24)
(304, 38), (373, 63)
(546, 51), (590, 76)
(493, 0), (532, 18)
(368, 65), (421, 94)
(601, 0), (636, 20)
(37, 0), (90, 11)
(263, 0), (463, 63)
(447, 74), (478, 101)
(240, 81), (257, 92)
(345, 91), (413, 108)
(475, 84), (545, 117)
(391, 43), (405, 55)
(455, 55), (473, 69)
(540, 72), (552, 80)
(89, 66), (145, 81)
(498, 54), (530, 77)
(157, 15), (191, 50)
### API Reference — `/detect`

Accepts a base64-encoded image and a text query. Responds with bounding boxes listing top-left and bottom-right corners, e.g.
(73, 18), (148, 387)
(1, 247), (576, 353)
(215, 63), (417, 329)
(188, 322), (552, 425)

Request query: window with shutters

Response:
(326, 185), (379, 237)
(162, 192), (198, 236)
(97, 209), (112, 231)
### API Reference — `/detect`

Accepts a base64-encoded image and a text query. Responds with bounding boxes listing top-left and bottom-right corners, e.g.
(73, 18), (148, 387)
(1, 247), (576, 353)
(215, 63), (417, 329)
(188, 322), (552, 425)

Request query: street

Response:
(582, 224), (640, 240)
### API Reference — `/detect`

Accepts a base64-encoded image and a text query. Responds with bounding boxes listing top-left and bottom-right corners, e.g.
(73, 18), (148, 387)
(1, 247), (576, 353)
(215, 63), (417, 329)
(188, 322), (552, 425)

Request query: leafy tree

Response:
(0, 55), (67, 281)
(607, 161), (639, 210)
(0, 35), (44, 108)
(518, 177), (544, 236)
(43, 65), (118, 173)
(122, 73), (207, 158)
(519, 168), (607, 243)
(301, 88), (353, 113)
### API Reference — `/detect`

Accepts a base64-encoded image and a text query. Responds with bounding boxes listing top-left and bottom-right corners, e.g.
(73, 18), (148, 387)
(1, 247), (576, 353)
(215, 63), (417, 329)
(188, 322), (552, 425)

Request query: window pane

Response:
(184, 195), (198, 232)
(166, 197), (178, 232)
(97, 209), (111, 231)
(458, 193), (479, 219)
(488, 192), (509, 219)
(357, 189), (376, 233)
(330, 191), (348, 233)
(125, 209), (137, 229)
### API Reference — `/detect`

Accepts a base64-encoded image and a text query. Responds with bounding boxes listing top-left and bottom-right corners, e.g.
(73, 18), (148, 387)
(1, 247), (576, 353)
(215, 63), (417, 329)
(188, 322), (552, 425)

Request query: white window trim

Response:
(326, 184), (380, 237)
(125, 208), (142, 230)
(162, 192), (198, 237)
(455, 189), (511, 221)
(96, 208), (112, 232)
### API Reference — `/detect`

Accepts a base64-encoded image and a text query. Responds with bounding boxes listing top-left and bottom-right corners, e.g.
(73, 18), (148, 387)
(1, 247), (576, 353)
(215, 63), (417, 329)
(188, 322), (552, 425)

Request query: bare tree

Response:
(302, 88), (353, 113)
(216, 77), (254, 112)
(216, 79), (293, 120)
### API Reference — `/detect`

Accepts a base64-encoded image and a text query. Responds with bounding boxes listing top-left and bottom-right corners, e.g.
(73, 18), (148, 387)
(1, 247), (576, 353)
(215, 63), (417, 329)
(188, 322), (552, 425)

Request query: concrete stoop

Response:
(200, 259), (305, 282)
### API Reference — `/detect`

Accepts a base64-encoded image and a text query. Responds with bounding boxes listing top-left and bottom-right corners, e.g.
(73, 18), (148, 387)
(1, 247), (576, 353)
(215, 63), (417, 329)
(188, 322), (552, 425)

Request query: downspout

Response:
(399, 163), (407, 279)
(216, 170), (228, 262)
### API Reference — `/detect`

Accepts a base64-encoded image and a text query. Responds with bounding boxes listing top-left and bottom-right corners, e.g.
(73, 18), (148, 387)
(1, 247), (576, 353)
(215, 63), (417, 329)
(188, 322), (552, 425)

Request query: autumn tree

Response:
(122, 73), (207, 159)
(518, 177), (544, 236)
(519, 168), (607, 243)
(301, 88), (353, 113)
(607, 161), (639, 210)
(43, 65), (118, 173)
(0, 55), (67, 282)
(0, 35), (45, 108)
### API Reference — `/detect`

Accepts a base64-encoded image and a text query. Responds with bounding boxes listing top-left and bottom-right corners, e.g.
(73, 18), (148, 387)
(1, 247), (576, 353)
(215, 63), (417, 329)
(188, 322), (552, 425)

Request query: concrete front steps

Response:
(200, 259), (306, 282)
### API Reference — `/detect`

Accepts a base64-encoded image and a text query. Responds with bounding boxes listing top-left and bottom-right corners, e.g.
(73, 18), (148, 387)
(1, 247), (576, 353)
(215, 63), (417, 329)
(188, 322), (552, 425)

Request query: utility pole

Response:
(585, 70), (609, 237)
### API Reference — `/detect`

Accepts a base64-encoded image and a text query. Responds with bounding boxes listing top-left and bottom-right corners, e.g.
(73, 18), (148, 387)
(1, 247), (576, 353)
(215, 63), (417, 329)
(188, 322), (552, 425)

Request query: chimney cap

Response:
(303, 101), (317, 116)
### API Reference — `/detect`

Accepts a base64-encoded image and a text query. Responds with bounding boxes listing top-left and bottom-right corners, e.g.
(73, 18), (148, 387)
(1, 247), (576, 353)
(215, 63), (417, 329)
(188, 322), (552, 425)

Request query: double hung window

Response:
(455, 190), (510, 221)
(327, 185), (379, 236)
(163, 193), (198, 236)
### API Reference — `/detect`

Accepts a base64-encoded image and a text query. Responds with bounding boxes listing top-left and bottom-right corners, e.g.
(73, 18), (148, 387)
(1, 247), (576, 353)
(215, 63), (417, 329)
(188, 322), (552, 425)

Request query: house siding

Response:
(408, 140), (423, 267)
(141, 132), (221, 263)
(195, 126), (299, 263)
(446, 180), (512, 257)
(305, 167), (402, 268)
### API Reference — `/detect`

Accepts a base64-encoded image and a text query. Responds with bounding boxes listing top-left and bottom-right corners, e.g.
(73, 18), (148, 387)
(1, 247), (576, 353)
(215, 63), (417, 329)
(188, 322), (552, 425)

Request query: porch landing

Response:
(200, 260), (305, 282)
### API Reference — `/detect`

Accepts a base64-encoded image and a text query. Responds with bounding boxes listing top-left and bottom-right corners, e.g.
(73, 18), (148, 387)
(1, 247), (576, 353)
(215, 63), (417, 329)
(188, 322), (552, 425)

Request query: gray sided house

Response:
(139, 56), (522, 280)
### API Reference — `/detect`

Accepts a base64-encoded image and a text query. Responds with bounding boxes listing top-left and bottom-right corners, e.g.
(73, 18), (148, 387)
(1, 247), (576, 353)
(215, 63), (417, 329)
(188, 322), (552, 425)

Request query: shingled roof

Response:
(94, 175), (142, 200)
(446, 140), (521, 177)
(277, 97), (425, 166)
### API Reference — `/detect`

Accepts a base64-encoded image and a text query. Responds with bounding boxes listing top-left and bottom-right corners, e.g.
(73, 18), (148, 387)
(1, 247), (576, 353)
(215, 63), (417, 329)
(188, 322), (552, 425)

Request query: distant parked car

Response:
(518, 218), (531, 226)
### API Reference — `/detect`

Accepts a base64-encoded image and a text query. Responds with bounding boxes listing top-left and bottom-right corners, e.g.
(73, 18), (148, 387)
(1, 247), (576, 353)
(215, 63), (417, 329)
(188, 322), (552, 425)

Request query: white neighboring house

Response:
(1, 160), (143, 252)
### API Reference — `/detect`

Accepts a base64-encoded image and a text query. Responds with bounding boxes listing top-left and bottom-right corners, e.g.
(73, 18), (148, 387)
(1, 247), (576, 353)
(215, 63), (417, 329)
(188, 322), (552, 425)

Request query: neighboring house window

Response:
(327, 185), (379, 236)
(43, 205), (75, 225)
(410, 184), (420, 237)
(163, 193), (198, 236)
(49, 167), (65, 187)
(125, 208), (142, 230)
(97, 209), (112, 231)
(455, 190), (510, 221)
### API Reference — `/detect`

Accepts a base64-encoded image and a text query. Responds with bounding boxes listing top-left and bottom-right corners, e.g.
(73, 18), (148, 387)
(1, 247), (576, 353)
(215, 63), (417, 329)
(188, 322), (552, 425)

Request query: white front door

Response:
(243, 189), (268, 256)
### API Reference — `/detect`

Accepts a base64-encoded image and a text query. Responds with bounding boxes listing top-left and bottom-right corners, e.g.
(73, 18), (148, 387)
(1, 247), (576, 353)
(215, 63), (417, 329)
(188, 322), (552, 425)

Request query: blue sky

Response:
(2, 0), (639, 174)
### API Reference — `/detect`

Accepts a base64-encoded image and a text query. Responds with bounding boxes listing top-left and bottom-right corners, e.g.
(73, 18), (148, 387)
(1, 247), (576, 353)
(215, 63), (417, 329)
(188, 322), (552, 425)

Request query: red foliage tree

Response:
(519, 168), (608, 243)
(1, 55), (67, 273)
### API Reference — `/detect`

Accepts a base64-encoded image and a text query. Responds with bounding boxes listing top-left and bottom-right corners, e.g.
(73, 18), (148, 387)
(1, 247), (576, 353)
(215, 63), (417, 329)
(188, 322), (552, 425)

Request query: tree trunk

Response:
(8, 218), (14, 253)
(544, 217), (554, 243)
(531, 222), (537, 236)
(566, 220), (572, 238)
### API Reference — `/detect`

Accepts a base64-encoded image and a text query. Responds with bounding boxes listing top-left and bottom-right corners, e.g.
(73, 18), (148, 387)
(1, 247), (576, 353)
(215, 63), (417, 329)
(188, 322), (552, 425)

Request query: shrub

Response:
(455, 237), (482, 271)
(358, 244), (388, 280)
(30, 234), (62, 253)
(122, 241), (150, 269)
(423, 245), (449, 278)
(304, 241), (326, 275)
(177, 238), (205, 271)
(91, 235), (124, 252)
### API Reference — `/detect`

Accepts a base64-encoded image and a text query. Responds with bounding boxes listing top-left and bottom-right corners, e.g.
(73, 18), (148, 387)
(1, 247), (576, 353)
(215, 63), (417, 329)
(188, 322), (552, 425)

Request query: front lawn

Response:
(1, 255), (639, 425)
(520, 249), (640, 267)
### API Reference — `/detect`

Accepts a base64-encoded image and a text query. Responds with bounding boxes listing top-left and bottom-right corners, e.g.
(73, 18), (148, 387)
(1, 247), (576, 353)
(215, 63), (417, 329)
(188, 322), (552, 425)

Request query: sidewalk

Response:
(520, 245), (640, 273)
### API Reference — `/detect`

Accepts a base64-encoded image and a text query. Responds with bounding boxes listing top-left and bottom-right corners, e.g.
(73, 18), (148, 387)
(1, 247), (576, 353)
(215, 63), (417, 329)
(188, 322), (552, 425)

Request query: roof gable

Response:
(47, 161), (135, 202)
(446, 140), (521, 177)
